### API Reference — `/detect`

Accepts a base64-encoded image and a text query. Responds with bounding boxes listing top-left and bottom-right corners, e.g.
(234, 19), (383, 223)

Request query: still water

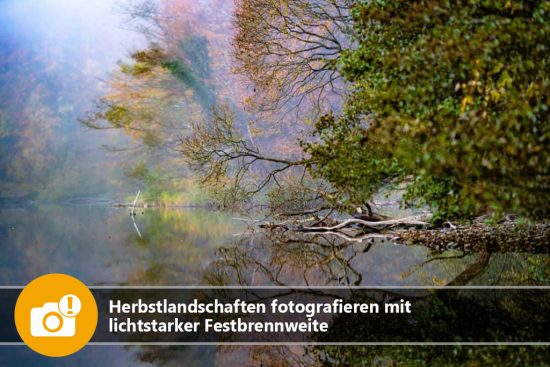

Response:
(0, 202), (548, 365)
(3, 203), (547, 287)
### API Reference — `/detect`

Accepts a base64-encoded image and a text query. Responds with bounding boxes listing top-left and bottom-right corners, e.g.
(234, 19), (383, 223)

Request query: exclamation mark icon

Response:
(67, 296), (73, 315)
(59, 294), (81, 318)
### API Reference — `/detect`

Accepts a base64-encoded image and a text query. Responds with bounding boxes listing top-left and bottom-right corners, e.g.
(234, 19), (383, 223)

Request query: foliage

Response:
(84, 44), (208, 147)
(83, 0), (238, 204)
(306, 0), (550, 220)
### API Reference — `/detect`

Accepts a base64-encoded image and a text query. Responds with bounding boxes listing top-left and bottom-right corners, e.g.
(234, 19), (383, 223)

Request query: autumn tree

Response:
(233, 0), (353, 120)
(306, 0), (550, 220)
(84, 0), (232, 141)
(176, 0), (357, 209)
(83, 0), (243, 204)
(85, 0), (358, 209)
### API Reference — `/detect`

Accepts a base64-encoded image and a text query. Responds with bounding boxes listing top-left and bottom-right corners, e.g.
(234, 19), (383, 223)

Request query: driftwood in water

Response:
(259, 214), (430, 231)
(258, 214), (550, 254)
(299, 215), (429, 231)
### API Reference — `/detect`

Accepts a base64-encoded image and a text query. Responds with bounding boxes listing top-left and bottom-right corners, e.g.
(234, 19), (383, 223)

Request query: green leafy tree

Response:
(306, 0), (550, 220)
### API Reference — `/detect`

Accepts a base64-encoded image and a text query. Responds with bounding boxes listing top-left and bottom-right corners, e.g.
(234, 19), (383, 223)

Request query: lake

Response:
(1, 202), (547, 365)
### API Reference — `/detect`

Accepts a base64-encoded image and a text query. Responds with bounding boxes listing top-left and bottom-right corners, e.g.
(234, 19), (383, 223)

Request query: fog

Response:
(0, 0), (144, 200)
(0, 0), (141, 67)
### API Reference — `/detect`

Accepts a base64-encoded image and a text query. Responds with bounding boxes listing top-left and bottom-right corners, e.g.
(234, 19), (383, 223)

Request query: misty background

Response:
(0, 0), (144, 201)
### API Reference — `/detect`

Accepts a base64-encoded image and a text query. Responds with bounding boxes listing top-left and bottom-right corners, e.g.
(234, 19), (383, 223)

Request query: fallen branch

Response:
(303, 231), (397, 243)
(131, 190), (140, 217)
(299, 215), (429, 232)
(253, 213), (549, 254)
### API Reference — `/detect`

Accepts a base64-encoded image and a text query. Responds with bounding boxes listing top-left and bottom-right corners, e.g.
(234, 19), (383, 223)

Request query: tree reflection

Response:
(205, 231), (368, 287)
(191, 232), (548, 366)
(203, 230), (500, 287)
(203, 227), (550, 290)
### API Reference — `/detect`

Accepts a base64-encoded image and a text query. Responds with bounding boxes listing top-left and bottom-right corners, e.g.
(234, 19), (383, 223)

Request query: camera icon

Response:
(30, 294), (81, 337)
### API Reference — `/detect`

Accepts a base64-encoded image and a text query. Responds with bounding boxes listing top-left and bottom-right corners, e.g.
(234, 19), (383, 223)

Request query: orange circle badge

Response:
(14, 273), (98, 357)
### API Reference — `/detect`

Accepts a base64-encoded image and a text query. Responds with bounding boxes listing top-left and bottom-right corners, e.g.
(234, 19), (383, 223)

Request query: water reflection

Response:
(206, 230), (549, 287)
(1, 204), (548, 366)
(0, 204), (241, 286)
